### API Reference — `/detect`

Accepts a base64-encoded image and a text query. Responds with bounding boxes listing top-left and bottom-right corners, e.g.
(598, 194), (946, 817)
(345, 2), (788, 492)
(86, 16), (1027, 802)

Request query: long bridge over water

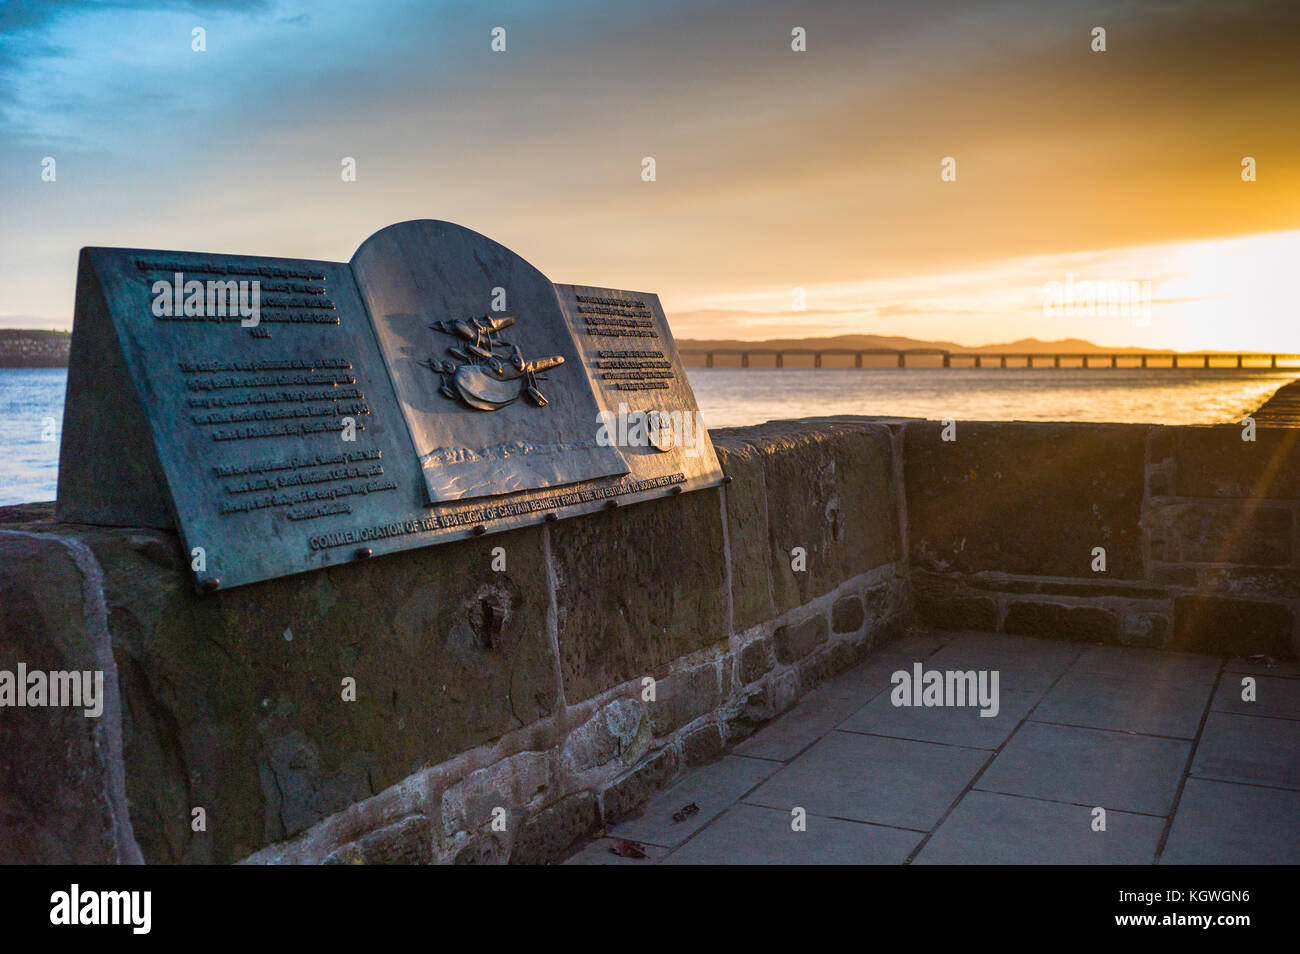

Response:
(682, 348), (1300, 369)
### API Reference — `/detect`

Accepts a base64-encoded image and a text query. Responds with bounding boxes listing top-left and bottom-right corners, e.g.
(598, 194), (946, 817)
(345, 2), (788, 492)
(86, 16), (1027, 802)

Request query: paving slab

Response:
(920, 632), (1080, 692)
(563, 631), (1297, 864)
(607, 755), (777, 847)
(976, 722), (1190, 816)
(914, 789), (1164, 864)
(1224, 657), (1300, 679)
(1210, 673), (1300, 721)
(1031, 670), (1213, 739)
(745, 730), (990, 831)
(563, 837), (669, 865)
(1190, 711), (1300, 789)
(1160, 777), (1300, 865)
(661, 803), (921, 865)
(838, 687), (1039, 749)
(880, 630), (950, 659)
(735, 653), (911, 761)
(1068, 645), (1222, 684)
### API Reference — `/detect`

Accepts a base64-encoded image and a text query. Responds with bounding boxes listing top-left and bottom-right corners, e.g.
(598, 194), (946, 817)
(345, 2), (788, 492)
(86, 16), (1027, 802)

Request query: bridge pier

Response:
(1141, 355), (1148, 368)
(814, 353), (822, 368)
(974, 355), (982, 368)
(897, 353), (905, 368)
(1203, 355), (1209, 368)
(1111, 355), (1117, 368)
(740, 352), (749, 368)
(1237, 355), (1243, 368)
(942, 354), (951, 368)
(1082, 355), (1088, 369)
(854, 352), (862, 368)
(1027, 355), (1033, 368)
(1272, 355), (1278, 368)
(706, 352), (714, 368)
(1172, 354), (1178, 369)
(1000, 355), (1007, 368)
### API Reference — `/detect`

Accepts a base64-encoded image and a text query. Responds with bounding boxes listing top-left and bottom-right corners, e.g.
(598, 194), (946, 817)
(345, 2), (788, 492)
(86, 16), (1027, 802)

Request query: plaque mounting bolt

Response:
(355, 547), (373, 559)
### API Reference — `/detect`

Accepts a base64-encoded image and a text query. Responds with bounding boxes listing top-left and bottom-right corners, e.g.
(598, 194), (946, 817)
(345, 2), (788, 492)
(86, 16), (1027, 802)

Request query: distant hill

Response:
(676, 333), (1161, 354)
(0, 329), (71, 368)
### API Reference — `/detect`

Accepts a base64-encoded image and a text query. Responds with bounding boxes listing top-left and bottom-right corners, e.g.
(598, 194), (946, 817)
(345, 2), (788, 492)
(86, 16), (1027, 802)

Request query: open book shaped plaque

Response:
(56, 220), (723, 591)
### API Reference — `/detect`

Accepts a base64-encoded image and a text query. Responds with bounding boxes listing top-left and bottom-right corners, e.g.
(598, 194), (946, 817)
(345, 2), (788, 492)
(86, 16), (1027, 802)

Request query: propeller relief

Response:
(422, 315), (565, 411)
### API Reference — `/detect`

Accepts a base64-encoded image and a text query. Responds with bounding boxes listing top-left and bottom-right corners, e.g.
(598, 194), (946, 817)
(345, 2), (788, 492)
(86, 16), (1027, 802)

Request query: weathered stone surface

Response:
(713, 432), (776, 631)
(441, 750), (555, 837)
(1147, 502), (1291, 565)
(736, 636), (773, 685)
(1119, 613), (1170, 649)
(1003, 602), (1119, 642)
(561, 697), (649, 774)
(906, 422), (1148, 579)
(1172, 596), (1293, 656)
(1164, 426), (1300, 499)
(453, 832), (509, 865)
(510, 792), (599, 865)
(649, 663), (721, 736)
(970, 578), (1165, 599)
(0, 533), (137, 864)
(601, 746), (680, 822)
(37, 517), (559, 865)
(551, 491), (727, 700)
(913, 573), (998, 632)
(774, 615), (829, 663)
(1196, 566), (1300, 600)
(681, 723), (725, 766)
(1146, 454), (1175, 497)
(731, 669), (800, 738)
(796, 639), (863, 693)
(832, 594), (866, 634)
(260, 732), (378, 843)
(0, 501), (55, 526)
(867, 612), (907, 651)
(863, 580), (904, 627)
(737, 420), (901, 614)
(322, 814), (431, 865)
(1151, 564), (1198, 587)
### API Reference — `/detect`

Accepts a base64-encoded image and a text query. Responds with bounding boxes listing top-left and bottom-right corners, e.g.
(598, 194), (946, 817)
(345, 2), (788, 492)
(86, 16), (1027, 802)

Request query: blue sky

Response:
(2, 0), (1297, 347)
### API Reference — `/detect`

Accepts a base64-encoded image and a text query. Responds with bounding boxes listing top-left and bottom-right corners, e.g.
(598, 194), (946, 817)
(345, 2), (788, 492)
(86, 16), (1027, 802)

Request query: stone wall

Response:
(4, 415), (1297, 866)
(0, 419), (908, 865)
(908, 421), (1300, 659)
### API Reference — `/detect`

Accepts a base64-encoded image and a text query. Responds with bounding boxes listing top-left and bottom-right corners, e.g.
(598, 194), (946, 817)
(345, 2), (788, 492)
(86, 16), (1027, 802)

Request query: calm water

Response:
(0, 367), (1293, 506)
(689, 368), (1297, 429)
(0, 368), (66, 507)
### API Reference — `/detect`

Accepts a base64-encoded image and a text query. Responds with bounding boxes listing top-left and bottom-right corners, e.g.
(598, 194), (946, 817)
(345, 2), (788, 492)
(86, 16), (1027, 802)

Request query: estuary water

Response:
(0, 366), (1293, 506)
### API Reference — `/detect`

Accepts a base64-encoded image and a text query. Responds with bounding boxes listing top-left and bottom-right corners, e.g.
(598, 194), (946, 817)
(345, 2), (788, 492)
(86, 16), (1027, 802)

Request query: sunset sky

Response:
(1, 0), (1297, 349)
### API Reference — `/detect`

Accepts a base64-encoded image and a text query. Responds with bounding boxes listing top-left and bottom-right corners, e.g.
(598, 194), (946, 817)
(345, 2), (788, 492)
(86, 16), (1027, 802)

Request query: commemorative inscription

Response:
(56, 220), (724, 591)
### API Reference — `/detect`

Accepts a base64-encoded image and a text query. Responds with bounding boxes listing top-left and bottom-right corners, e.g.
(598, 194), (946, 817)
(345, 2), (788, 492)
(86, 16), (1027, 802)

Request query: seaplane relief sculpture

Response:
(424, 314), (565, 411)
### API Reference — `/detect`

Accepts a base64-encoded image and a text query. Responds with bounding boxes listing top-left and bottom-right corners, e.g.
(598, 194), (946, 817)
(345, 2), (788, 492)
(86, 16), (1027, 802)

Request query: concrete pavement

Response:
(565, 631), (1300, 864)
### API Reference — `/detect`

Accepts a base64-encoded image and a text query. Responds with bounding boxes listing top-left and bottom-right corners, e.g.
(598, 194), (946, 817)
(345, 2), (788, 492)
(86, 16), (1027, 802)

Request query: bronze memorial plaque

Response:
(56, 219), (724, 591)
